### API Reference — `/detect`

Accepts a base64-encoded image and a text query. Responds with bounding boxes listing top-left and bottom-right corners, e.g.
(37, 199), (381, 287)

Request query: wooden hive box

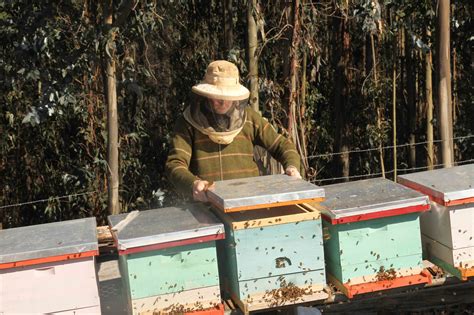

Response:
(208, 175), (328, 313)
(108, 204), (225, 315)
(398, 164), (474, 280)
(316, 178), (432, 298)
(0, 217), (101, 314)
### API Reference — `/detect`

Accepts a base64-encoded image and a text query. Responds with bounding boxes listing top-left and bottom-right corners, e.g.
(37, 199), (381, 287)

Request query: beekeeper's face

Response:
(209, 98), (234, 114)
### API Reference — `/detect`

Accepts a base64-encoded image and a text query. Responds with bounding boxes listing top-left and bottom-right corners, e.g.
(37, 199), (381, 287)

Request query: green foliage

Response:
(1, 0), (472, 227)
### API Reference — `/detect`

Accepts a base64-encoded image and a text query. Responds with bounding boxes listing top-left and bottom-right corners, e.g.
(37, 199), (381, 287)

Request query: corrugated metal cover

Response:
(320, 178), (429, 222)
(108, 203), (224, 250)
(398, 164), (474, 203)
(207, 174), (325, 211)
(0, 217), (98, 264)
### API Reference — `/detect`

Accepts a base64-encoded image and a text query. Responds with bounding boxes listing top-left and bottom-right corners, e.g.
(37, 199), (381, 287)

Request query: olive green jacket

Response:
(165, 107), (301, 196)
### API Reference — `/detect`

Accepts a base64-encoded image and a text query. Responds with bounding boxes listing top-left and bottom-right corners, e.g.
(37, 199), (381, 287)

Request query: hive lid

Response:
(398, 164), (474, 206)
(0, 217), (98, 268)
(206, 174), (325, 212)
(108, 203), (224, 254)
(318, 178), (430, 224)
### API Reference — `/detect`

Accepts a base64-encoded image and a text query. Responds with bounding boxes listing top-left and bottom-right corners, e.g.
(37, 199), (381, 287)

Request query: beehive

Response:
(108, 204), (224, 315)
(209, 175), (328, 312)
(317, 178), (431, 298)
(398, 164), (474, 280)
(207, 174), (325, 212)
(0, 218), (101, 314)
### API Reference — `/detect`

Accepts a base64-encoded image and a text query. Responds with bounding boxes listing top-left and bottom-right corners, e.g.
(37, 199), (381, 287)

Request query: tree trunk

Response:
(104, 0), (119, 215)
(425, 32), (434, 170)
(247, 0), (259, 112)
(333, 6), (350, 180)
(224, 0), (234, 55)
(405, 28), (417, 169)
(438, 0), (454, 167)
(287, 0), (300, 145)
(371, 34), (385, 178)
(392, 53), (397, 181)
(299, 50), (309, 174)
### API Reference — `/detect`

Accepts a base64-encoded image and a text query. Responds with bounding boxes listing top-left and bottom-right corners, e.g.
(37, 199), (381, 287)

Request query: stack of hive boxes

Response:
(398, 164), (474, 280)
(0, 218), (101, 314)
(207, 174), (328, 313)
(108, 204), (225, 315)
(315, 178), (432, 298)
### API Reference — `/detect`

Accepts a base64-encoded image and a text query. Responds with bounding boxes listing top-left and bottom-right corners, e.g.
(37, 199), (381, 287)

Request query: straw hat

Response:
(192, 60), (250, 101)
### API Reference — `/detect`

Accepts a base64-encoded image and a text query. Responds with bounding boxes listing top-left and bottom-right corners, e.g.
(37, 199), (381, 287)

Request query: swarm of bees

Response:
(261, 280), (314, 307)
(375, 266), (397, 281)
(152, 301), (220, 314)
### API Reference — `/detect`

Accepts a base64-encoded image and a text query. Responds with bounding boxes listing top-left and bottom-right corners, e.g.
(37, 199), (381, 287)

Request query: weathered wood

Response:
(130, 286), (221, 314)
(230, 284), (328, 314)
(223, 204), (320, 230)
(97, 225), (113, 244)
(318, 278), (474, 313)
(328, 271), (431, 299)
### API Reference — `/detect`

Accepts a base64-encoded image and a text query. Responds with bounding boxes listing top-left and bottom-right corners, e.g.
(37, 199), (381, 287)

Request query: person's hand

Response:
(285, 166), (302, 179)
(192, 180), (215, 202)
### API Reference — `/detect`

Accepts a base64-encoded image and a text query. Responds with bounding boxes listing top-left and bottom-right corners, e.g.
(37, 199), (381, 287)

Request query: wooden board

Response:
(0, 256), (100, 314)
(221, 204), (321, 230)
(421, 234), (474, 268)
(230, 285), (328, 314)
(130, 286), (221, 314)
(428, 255), (474, 281)
(122, 242), (220, 300)
(420, 202), (474, 250)
(325, 261), (424, 285)
(328, 271), (432, 298)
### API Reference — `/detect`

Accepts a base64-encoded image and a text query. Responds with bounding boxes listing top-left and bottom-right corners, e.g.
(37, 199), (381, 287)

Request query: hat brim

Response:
(192, 83), (250, 101)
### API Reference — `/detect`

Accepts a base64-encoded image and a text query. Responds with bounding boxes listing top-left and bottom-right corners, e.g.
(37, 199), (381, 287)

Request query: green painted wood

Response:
(324, 213), (422, 267)
(216, 223), (240, 299)
(233, 220), (324, 280)
(429, 255), (464, 280)
(326, 254), (423, 283)
(119, 255), (133, 310)
(123, 242), (219, 299)
(237, 268), (326, 300)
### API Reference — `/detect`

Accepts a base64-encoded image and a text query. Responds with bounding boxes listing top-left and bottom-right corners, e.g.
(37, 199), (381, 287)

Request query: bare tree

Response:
(437, 0), (454, 167)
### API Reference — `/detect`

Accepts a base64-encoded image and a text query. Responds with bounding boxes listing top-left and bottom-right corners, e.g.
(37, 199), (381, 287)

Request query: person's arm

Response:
(165, 117), (214, 200)
(250, 109), (302, 175)
(165, 117), (199, 196)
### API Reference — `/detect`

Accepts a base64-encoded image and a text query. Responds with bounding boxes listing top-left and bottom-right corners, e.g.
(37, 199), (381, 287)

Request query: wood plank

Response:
(236, 269), (326, 299)
(230, 285), (328, 313)
(421, 234), (474, 268)
(327, 271), (432, 298)
(97, 225), (113, 244)
(0, 249), (98, 270)
(318, 277), (474, 313)
(224, 204), (321, 230)
(219, 197), (325, 213)
(130, 286), (221, 315)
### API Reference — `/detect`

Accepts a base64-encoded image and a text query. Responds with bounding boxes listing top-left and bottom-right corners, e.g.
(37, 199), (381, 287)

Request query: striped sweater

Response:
(165, 107), (301, 196)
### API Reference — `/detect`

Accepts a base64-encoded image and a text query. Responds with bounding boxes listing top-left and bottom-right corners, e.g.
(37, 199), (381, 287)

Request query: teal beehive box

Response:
(108, 204), (224, 314)
(317, 178), (432, 298)
(208, 175), (328, 312)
